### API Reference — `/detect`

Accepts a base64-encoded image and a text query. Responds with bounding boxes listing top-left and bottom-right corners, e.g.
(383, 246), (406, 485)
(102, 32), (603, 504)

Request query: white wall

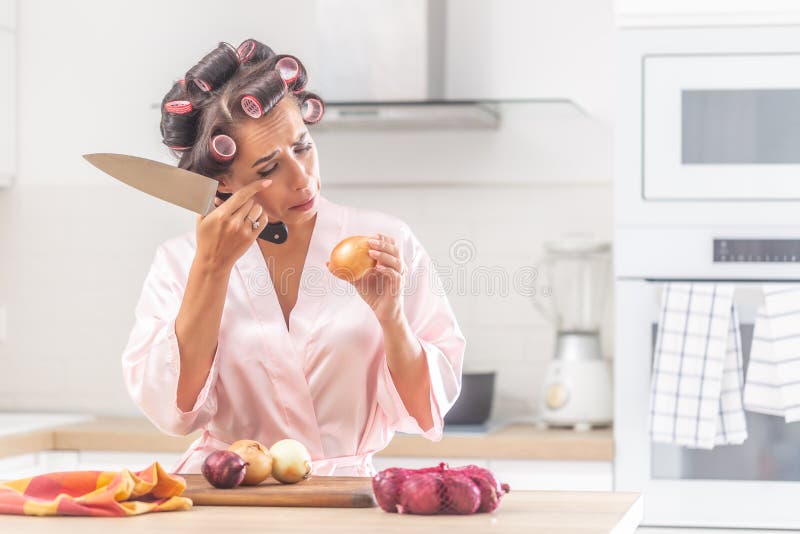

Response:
(0, 0), (614, 422)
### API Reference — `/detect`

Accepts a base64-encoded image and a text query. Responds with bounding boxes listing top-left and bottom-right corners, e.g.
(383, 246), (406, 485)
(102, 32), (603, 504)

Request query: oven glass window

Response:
(682, 89), (800, 165)
(651, 323), (800, 481)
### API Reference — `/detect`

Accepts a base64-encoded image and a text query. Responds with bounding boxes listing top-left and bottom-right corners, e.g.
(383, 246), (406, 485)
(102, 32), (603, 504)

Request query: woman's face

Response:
(218, 97), (321, 226)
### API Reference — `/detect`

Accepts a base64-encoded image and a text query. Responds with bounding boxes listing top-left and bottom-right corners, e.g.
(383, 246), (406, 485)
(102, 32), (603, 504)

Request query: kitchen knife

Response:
(82, 153), (288, 244)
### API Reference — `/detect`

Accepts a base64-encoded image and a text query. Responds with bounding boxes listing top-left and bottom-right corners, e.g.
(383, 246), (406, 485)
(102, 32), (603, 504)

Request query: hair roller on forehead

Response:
(238, 69), (287, 119)
(299, 92), (325, 125)
(159, 38), (325, 182)
(185, 41), (240, 99)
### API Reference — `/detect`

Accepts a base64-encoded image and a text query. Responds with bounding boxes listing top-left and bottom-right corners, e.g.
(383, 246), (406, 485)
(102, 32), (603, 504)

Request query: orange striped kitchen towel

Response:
(0, 461), (192, 516)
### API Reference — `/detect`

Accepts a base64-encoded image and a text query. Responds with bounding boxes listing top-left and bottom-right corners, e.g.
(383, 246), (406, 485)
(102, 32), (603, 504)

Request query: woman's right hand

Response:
(194, 179), (273, 272)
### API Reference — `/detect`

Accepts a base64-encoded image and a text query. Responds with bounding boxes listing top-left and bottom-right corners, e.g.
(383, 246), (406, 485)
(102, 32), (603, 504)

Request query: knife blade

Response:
(82, 153), (218, 215)
(82, 152), (289, 244)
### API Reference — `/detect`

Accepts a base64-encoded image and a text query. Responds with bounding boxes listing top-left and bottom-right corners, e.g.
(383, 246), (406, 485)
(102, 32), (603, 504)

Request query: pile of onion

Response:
(372, 462), (509, 515)
(201, 438), (313, 488)
(328, 236), (376, 282)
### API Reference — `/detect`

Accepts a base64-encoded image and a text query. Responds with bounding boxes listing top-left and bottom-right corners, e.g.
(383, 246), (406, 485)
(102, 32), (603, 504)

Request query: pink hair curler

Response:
(178, 79), (186, 88)
(193, 79), (212, 92)
(164, 100), (193, 114)
(275, 56), (300, 84)
(167, 145), (191, 151)
(301, 98), (324, 124)
(237, 40), (256, 64)
(210, 134), (236, 161)
(241, 95), (263, 119)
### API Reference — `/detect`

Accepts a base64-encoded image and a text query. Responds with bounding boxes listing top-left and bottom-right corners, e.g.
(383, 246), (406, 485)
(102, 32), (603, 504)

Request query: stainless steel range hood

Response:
(311, 0), (575, 129)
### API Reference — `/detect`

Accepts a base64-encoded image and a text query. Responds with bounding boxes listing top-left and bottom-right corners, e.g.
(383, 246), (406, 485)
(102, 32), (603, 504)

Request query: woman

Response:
(121, 39), (465, 477)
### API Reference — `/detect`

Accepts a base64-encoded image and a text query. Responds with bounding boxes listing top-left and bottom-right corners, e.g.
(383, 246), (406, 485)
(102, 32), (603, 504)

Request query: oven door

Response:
(643, 53), (800, 200)
(615, 279), (800, 528)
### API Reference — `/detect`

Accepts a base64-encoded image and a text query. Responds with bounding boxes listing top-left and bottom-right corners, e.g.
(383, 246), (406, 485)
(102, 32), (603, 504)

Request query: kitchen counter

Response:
(0, 491), (643, 533)
(0, 417), (613, 461)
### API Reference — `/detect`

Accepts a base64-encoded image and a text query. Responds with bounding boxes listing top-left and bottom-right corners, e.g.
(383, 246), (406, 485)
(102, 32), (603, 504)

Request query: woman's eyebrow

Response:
(250, 133), (309, 168)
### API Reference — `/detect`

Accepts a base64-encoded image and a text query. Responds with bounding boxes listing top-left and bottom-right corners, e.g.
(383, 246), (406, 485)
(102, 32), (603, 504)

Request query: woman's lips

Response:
(290, 194), (316, 211)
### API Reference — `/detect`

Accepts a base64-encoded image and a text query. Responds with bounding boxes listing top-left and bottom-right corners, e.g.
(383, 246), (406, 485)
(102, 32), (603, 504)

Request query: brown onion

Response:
(329, 236), (376, 282)
(228, 439), (273, 486)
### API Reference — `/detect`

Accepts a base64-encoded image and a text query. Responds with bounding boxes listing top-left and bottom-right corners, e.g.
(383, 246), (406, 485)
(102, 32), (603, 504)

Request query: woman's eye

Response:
(257, 145), (312, 176)
(257, 165), (277, 177)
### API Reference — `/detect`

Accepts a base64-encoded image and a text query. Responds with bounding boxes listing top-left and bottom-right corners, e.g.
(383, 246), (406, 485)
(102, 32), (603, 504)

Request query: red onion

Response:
(397, 473), (442, 515)
(373, 463), (509, 515)
(441, 472), (481, 514)
(453, 464), (510, 512)
(372, 467), (408, 513)
(202, 450), (247, 489)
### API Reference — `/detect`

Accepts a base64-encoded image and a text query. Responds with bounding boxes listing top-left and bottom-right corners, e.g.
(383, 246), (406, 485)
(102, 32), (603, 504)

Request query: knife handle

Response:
(215, 192), (288, 244)
(259, 222), (288, 244)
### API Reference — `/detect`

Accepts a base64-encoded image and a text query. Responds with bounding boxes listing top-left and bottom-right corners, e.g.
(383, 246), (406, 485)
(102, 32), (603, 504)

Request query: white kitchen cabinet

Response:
(487, 459), (612, 491)
(0, 452), (39, 480)
(0, 451), (182, 481)
(0, 28), (14, 187)
(374, 456), (612, 491)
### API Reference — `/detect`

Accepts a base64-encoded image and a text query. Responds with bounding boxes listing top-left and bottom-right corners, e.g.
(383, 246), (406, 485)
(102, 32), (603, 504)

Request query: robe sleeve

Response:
(121, 243), (221, 436)
(376, 224), (466, 441)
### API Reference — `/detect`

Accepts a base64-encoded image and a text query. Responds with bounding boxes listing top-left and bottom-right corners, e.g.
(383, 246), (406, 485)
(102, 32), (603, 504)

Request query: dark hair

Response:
(159, 39), (324, 183)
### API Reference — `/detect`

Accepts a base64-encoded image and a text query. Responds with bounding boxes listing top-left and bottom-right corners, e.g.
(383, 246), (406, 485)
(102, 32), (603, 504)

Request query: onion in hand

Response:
(228, 439), (272, 486)
(269, 439), (312, 484)
(329, 236), (376, 282)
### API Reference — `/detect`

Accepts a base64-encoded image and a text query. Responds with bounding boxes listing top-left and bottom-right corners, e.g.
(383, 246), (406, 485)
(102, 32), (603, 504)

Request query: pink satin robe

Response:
(121, 195), (465, 476)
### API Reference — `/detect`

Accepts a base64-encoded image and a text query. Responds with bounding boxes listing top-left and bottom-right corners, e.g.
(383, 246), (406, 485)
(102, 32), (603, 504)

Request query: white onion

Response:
(269, 439), (312, 484)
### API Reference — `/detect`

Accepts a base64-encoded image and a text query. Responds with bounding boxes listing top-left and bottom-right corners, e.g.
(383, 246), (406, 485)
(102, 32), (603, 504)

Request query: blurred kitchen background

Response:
(0, 0), (614, 420)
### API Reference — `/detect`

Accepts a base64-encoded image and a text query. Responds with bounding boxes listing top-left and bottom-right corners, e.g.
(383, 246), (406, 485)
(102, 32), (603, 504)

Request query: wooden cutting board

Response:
(180, 474), (377, 508)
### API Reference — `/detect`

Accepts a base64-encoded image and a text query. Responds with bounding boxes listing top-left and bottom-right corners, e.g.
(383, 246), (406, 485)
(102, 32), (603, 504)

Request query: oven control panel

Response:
(714, 239), (800, 262)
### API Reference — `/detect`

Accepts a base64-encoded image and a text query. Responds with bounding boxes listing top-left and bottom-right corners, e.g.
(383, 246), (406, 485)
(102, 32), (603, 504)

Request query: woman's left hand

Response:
(327, 233), (406, 323)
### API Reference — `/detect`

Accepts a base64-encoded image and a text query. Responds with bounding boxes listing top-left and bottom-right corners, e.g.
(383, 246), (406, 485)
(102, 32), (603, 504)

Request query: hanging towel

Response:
(744, 285), (800, 422)
(650, 283), (748, 449)
(0, 462), (192, 517)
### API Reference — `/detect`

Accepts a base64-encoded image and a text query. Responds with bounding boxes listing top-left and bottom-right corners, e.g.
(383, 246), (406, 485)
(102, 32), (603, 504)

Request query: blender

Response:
(533, 238), (613, 430)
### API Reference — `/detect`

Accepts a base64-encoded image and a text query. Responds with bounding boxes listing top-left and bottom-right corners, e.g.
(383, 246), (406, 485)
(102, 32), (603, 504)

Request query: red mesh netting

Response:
(372, 462), (510, 515)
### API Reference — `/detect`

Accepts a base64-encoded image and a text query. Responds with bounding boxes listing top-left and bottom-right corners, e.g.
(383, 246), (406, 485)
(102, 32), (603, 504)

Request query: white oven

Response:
(616, 24), (800, 528)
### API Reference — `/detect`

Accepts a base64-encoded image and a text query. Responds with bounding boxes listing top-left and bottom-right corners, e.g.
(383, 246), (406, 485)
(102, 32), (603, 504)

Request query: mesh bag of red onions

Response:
(372, 462), (510, 515)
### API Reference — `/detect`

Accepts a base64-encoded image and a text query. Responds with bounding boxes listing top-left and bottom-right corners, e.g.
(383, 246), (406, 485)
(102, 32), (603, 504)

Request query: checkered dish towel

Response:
(650, 283), (748, 449)
(744, 285), (800, 422)
(0, 462), (191, 516)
